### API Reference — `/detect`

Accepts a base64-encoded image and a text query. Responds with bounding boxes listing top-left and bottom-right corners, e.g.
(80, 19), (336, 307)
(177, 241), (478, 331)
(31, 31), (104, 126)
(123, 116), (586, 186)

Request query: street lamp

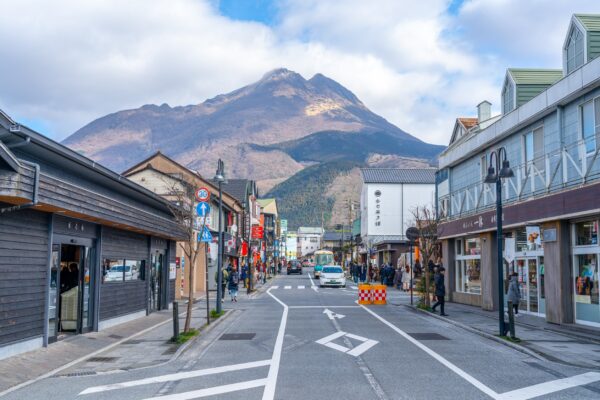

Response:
(214, 159), (227, 314)
(484, 147), (514, 336)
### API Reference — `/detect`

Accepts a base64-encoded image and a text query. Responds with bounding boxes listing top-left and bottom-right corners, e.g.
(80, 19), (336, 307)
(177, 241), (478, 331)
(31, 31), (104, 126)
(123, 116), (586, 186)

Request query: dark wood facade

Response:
(0, 110), (184, 358)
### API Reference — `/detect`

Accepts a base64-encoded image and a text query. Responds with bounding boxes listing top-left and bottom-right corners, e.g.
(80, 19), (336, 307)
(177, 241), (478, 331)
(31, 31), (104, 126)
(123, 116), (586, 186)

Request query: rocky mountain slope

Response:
(62, 68), (444, 228)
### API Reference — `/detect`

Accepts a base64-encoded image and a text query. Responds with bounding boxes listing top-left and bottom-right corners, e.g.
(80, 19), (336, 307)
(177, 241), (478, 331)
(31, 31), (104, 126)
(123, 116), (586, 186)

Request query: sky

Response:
(1, 0), (600, 146)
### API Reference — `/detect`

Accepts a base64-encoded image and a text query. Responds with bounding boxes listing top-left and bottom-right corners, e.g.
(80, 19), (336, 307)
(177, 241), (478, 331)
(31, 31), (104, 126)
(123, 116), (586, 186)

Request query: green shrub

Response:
(171, 328), (199, 344)
(210, 309), (225, 319)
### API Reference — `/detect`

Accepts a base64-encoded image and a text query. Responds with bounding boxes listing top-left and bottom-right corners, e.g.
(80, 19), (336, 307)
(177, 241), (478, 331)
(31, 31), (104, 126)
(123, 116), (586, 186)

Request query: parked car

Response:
(319, 266), (346, 288)
(287, 261), (302, 275)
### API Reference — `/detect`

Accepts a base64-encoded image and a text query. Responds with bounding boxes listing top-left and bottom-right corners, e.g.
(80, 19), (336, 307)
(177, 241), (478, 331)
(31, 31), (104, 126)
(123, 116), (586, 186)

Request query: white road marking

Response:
(289, 305), (359, 309)
(79, 360), (271, 394)
(359, 304), (499, 399)
(297, 285), (305, 289)
(141, 378), (268, 400)
(351, 286), (358, 290)
(323, 308), (345, 320)
(263, 288), (289, 400)
(284, 286), (292, 289)
(497, 372), (600, 400)
(315, 331), (379, 358)
(308, 273), (318, 291)
(271, 286), (279, 289)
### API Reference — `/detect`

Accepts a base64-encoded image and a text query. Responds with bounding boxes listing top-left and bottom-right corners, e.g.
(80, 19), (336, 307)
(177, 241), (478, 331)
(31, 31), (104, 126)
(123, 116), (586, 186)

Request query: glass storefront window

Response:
(574, 254), (599, 324)
(102, 258), (146, 282)
(464, 238), (481, 256)
(455, 259), (481, 294)
(575, 220), (598, 246)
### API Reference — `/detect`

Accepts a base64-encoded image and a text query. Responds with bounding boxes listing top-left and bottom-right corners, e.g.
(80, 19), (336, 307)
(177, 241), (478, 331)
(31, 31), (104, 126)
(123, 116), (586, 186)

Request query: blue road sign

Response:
(196, 202), (211, 217)
(199, 227), (213, 242)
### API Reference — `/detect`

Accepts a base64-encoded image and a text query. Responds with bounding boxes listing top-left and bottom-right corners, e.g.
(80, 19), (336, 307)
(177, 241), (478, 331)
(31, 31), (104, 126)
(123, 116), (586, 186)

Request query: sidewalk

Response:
(0, 277), (276, 396)
(413, 301), (600, 370)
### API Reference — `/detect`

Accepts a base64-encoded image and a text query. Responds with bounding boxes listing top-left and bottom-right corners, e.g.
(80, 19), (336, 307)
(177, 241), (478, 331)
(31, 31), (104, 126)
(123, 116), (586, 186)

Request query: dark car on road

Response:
(287, 260), (302, 275)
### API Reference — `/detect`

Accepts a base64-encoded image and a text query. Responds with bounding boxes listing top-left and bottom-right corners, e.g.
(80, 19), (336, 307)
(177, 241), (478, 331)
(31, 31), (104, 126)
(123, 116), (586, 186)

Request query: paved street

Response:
(2, 269), (600, 400)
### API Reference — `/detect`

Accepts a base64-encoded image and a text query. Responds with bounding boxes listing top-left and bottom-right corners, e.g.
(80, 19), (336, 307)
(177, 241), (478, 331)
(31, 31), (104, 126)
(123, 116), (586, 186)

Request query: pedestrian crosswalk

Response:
(268, 285), (358, 291)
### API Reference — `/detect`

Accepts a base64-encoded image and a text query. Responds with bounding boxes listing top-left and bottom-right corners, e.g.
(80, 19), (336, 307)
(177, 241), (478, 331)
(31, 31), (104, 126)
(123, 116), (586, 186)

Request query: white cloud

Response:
(0, 0), (599, 146)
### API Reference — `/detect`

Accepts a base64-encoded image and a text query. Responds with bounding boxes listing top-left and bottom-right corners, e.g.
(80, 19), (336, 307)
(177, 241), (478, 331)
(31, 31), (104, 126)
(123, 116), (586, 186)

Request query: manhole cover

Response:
(87, 356), (119, 362)
(408, 333), (450, 340)
(219, 333), (256, 340)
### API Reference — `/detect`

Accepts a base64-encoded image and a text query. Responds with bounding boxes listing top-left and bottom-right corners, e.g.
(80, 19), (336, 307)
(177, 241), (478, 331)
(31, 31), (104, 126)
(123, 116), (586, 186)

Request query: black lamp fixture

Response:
(484, 147), (514, 183)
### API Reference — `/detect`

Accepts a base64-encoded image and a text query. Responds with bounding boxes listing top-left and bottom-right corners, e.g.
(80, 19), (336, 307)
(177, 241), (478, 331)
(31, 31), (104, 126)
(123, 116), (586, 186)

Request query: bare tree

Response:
(162, 176), (205, 333)
(411, 205), (441, 307)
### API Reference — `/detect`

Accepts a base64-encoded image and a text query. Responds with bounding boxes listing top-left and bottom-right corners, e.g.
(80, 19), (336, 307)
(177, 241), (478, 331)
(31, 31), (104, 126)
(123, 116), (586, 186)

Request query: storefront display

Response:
(455, 238), (482, 295)
(573, 219), (600, 326)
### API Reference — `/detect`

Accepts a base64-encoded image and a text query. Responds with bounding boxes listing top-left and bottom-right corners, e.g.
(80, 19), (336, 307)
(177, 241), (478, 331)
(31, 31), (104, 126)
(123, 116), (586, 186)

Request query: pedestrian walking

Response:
(431, 267), (448, 316)
(228, 266), (240, 302)
(402, 265), (411, 291)
(241, 263), (248, 288)
(507, 272), (521, 316)
(393, 266), (402, 289)
(360, 263), (367, 283)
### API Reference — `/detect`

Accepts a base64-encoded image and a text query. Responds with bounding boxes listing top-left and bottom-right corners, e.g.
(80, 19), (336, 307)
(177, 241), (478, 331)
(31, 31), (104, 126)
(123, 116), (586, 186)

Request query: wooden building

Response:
(0, 110), (185, 359)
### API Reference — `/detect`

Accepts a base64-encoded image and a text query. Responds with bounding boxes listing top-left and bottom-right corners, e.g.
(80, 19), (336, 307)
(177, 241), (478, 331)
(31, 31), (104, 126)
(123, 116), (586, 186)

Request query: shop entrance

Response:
(149, 251), (164, 312)
(48, 242), (95, 342)
(514, 256), (545, 315)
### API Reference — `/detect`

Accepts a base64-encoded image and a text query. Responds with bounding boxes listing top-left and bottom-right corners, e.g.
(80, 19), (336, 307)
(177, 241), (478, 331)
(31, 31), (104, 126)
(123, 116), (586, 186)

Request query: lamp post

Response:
(484, 147), (514, 336)
(214, 159), (226, 314)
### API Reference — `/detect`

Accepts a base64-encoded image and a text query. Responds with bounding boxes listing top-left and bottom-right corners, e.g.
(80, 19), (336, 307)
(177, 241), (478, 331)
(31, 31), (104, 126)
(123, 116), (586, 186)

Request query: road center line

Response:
(359, 304), (499, 399)
(289, 305), (359, 309)
(141, 378), (268, 400)
(79, 359), (271, 394)
(307, 273), (318, 291)
(263, 288), (289, 400)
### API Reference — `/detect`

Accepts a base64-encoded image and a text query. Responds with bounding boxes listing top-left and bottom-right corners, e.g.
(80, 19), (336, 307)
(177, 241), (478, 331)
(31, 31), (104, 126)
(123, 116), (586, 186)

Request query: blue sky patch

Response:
(217, 0), (278, 25)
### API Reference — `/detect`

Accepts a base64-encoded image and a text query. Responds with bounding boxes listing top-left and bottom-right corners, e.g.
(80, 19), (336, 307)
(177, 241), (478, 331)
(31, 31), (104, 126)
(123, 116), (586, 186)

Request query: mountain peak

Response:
(260, 68), (305, 83)
(308, 73), (361, 104)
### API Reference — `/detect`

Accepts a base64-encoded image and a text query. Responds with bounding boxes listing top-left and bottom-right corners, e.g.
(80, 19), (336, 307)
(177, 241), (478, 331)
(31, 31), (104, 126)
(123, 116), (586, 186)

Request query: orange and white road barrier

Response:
(372, 284), (387, 305)
(358, 284), (372, 305)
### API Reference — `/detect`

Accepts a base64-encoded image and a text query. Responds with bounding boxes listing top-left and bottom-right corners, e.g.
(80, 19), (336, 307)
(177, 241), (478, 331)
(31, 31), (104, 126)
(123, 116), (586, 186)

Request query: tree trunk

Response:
(184, 243), (195, 332)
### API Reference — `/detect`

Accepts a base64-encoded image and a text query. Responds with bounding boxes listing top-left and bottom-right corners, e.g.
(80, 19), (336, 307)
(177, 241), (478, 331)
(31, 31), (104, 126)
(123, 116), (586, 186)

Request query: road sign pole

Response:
(216, 179), (224, 314)
(205, 241), (210, 324)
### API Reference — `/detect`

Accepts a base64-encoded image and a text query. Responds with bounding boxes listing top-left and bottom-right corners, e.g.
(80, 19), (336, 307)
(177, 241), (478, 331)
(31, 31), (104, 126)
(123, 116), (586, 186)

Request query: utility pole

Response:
(214, 159), (226, 314)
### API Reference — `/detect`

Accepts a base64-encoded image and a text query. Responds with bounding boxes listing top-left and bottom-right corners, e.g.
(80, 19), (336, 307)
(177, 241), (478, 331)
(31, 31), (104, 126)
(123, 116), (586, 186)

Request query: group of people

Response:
(215, 259), (287, 303)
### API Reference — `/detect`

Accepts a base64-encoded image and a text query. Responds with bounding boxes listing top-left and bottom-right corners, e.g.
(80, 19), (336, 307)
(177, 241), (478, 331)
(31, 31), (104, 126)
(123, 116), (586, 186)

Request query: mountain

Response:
(62, 68), (443, 228)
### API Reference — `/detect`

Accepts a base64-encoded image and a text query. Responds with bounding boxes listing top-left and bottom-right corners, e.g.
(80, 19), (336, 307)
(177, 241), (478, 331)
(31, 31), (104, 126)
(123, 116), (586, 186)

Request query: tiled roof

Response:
(575, 14), (600, 31)
(360, 168), (436, 184)
(507, 69), (563, 85)
(219, 179), (249, 203)
(458, 117), (478, 130)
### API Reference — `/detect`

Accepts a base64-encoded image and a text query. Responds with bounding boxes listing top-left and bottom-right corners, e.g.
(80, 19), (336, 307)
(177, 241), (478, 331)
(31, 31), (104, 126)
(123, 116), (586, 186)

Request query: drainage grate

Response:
(108, 334), (124, 339)
(408, 333), (450, 340)
(219, 333), (256, 341)
(162, 346), (179, 355)
(56, 371), (97, 378)
(87, 356), (119, 362)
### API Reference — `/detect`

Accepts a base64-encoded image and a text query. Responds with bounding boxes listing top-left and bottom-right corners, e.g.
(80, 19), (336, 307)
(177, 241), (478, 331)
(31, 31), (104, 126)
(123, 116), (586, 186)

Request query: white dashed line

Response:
(297, 285), (305, 289)
(284, 286), (292, 289)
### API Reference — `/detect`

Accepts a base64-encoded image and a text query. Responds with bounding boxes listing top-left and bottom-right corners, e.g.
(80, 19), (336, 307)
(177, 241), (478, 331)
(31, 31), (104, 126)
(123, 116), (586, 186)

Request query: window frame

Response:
(455, 236), (482, 295)
(565, 24), (585, 75)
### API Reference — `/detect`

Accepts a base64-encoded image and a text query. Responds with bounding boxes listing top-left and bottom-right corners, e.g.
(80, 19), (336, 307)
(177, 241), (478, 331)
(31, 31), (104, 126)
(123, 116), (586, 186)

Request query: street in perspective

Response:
(2, 1), (600, 399)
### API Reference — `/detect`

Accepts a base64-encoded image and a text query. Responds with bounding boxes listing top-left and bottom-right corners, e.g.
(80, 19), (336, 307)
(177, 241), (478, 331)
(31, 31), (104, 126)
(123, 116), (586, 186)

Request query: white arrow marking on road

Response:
(323, 308), (345, 320)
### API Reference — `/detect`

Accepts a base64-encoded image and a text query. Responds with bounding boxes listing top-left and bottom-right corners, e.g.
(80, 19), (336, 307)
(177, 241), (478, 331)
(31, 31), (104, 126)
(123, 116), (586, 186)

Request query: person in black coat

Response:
(431, 267), (448, 316)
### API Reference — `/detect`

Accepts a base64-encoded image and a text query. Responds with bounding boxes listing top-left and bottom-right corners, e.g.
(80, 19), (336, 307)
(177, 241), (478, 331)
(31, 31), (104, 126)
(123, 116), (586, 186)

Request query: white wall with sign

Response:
(361, 182), (435, 238)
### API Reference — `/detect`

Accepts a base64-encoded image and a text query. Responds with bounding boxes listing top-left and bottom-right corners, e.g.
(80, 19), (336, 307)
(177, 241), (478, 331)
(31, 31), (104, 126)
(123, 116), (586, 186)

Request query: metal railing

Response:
(440, 135), (600, 220)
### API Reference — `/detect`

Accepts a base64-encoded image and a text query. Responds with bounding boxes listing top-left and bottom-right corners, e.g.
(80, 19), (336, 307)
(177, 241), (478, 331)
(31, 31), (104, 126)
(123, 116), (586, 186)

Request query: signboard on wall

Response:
(169, 263), (176, 279)
(504, 238), (515, 263)
(525, 226), (541, 250)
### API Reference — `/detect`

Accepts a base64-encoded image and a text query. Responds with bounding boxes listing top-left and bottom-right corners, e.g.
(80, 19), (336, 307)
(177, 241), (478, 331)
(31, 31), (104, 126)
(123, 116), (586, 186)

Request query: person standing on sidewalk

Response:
(507, 272), (521, 316)
(431, 267), (448, 316)
(228, 266), (239, 302)
(241, 263), (248, 288)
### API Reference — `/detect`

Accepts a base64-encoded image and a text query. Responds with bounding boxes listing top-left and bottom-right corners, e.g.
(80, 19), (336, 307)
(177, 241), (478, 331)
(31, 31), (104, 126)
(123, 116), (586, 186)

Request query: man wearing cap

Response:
(431, 266), (448, 316)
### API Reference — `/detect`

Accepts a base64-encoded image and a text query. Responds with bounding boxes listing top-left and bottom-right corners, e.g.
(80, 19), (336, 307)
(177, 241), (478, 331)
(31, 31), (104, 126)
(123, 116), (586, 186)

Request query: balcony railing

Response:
(439, 135), (600, 220)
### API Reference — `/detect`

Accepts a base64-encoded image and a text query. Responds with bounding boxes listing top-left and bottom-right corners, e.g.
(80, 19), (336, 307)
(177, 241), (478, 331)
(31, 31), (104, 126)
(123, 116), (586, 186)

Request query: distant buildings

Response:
(360, 168), (436, 267)
(436, 14), (600, 328)
(297, 227), (324, 258)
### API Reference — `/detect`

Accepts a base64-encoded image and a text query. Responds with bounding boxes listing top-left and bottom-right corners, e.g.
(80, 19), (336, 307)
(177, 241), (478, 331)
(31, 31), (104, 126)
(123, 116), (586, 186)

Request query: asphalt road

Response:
(5, 269), (600, 400)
